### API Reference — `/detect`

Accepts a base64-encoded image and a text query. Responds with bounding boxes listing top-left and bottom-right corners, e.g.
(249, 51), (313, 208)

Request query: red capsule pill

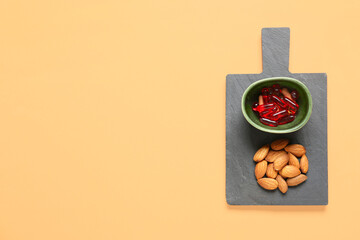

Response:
(262, 105), (279, 117)
(277, 115), (295, 125)
(263, 95), (270, 104)
(260, 106), (278, 118)
(291, 90), (299, 100)
(271, 95), (288, 109)
(284, 97), (299, 114)
(272, 84), (281, 96)
(259, 117), (278, 127)
(256, 103), (275, 112)
(269, 109), (289, 121)
(261, 88), (271, 104)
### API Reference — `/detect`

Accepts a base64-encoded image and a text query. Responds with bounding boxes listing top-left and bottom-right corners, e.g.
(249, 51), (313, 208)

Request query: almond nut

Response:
(288, 152), (300, 169)
(276, 175), (288, 193)
(265, 150), (277, 162)
(270, 139), (289, 150)
(257, 178), (278, 190)
(281, 88), (292, 99)
(273, 151), (290, 171)
(265, 150), (287, 163)
(300, 154), (309, 173)
(266, 163), (278, 178)
(279, 165), (301, 178)
(255, 160), (267, 179)
(286, 174), (308, 186)
(253, 144), (270, 162)
(259, 95), (264, 105)
(284, 144), (306, 157)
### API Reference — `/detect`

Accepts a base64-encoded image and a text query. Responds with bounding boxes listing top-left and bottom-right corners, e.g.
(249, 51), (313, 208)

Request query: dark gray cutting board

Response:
(226, 28), (328, 205)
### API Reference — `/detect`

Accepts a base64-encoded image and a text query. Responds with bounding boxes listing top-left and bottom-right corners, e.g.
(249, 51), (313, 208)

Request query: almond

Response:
(265, 150), (287, 163)
(273, 151), (289, 171)
(276, 175), (288, 193)
(281, 88), (292, 99)
(255, 160), (267, 179)
(284, 144), (306, 157)
(257, 178), (278, 190)
(300, 154), (309, 173)
(265, 150), (276, 162)
(288, 152), (300, 169)
(279, 165), (301, 178)
(270, 138), (289, 150)
(266, 163), (278, 178)
(286, 174), (308, 186)
(253, 144), (270, 162)
(259, 95), (264, 105)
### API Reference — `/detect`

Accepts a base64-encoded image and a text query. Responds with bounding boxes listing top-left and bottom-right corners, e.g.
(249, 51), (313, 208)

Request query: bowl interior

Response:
(242, 77), (312, 133)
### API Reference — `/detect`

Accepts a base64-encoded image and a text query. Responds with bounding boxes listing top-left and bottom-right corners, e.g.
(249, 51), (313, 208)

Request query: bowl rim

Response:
(241, 76), (313, 134)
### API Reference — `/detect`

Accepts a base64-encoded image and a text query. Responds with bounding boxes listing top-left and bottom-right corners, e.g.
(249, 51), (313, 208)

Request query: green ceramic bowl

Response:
(242, 77), (312, 134)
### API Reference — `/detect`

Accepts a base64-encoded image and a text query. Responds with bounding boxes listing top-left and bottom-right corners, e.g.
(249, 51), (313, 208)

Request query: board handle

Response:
(261, 28), (290, 75)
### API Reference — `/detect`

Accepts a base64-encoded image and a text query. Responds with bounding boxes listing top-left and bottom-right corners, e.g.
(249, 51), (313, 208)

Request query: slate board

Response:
(226, 28), (328, 205)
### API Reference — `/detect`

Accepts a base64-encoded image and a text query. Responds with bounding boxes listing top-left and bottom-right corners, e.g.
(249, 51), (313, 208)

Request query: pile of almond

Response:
(253, 139), (308, 194)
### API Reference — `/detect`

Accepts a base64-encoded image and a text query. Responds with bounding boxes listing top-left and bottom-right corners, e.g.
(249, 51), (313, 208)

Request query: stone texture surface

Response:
(226, 28), (328, 205)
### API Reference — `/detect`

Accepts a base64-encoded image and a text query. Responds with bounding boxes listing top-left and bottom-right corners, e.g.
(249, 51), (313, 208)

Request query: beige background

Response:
(0, 0), (359, 239)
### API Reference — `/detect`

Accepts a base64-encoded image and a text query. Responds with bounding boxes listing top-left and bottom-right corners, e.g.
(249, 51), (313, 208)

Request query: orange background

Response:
(0, 0), (359, 239)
